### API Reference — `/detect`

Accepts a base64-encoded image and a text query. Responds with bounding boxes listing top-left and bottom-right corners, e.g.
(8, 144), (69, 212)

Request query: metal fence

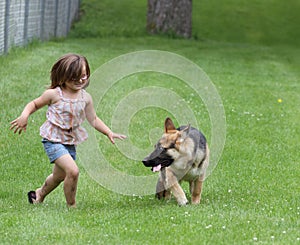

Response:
(0, 0), (80, 55)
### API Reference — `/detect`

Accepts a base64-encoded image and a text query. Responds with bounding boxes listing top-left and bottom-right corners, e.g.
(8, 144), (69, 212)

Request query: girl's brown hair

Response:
(49, 53), (90, 89)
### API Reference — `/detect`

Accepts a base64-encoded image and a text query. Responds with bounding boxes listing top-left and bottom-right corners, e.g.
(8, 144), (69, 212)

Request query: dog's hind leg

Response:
(191, 178), (203, 204)
(156, 170), (171, 200)
(155, 180), (164, 200)
(189, 180), (194, 194)
(155, 178), (171, 200)
(191, 145), (209, 204)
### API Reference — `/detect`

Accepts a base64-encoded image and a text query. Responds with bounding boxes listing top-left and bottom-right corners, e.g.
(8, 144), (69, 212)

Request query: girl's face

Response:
(65, 66), (88, 92)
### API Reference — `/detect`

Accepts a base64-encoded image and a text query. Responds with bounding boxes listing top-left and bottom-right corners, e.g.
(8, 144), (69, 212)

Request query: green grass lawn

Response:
(1, 0), (300, 244)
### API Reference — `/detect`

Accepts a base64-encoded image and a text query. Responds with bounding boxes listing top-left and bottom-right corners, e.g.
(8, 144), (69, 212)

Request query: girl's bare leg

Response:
(35, 154), (79, 207)
(54, 154), (79, 207)
(34, 164), (66, 204)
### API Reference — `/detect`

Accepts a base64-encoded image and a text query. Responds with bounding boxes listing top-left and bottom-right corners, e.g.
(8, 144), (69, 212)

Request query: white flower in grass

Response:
(205, 224), (212, 229)
(271, 236), (275, 239)
(253, 237), (258, 241)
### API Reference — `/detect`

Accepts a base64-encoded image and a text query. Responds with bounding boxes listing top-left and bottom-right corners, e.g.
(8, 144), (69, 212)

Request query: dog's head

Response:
(142, 117), (190, 172)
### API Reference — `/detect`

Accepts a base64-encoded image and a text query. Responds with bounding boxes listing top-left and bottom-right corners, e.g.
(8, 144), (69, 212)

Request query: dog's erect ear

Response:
(164, 117), (176, 133)
(175, 124), (190, 146)
(179, 124), (190, 140)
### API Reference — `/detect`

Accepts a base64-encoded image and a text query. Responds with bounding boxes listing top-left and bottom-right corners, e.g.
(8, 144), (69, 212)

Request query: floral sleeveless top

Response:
(40, 87), (88, 145)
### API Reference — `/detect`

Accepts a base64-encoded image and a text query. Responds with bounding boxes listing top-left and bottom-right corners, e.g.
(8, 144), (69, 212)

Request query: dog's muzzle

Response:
(142, 147), (174, 172)
(142, 147), (164, 167)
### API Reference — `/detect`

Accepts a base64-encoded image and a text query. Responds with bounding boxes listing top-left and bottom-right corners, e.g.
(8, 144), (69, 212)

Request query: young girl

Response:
(10, 53), (126, 207)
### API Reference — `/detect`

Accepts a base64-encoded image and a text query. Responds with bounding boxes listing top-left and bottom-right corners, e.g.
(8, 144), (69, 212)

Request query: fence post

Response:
(4, 0), (10, 54)
(66, 0), (71, 33)
(40, 0), (45, 40)
(24, 0), (30, 45)
(54, 0), (59, 37)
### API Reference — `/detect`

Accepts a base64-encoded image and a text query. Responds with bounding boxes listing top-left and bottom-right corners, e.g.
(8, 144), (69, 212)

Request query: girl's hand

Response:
(107, 131), (127, 144)
(10, 116), (28, 134)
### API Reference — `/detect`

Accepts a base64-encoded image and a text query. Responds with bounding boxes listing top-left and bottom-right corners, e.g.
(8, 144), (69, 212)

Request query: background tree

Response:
(147, 0), (192, 38)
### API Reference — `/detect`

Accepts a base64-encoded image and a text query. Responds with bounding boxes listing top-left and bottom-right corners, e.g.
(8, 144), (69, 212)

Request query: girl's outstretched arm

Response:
(85, 93), (126, 144)
(10, 89), (57, 134)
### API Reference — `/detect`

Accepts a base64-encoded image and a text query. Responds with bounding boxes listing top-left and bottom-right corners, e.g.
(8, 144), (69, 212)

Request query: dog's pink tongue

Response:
(152, 164), (162, 172)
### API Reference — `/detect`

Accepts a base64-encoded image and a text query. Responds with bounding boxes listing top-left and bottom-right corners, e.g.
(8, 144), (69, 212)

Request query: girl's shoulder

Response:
(82, 89), (93, 103)
(42, 88), (61, 104)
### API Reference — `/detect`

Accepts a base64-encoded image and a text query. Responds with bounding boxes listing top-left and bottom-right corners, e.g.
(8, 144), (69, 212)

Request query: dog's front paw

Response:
(177, 197), (189, 206)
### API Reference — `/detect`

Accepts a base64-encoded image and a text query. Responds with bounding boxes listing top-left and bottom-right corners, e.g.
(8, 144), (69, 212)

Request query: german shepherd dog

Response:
(142, 118), (209, 206)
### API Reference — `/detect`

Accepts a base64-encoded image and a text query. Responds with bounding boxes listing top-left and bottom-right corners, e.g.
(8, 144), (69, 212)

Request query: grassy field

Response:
(1, 0), (300, 244)
(71, 0), (300, 46)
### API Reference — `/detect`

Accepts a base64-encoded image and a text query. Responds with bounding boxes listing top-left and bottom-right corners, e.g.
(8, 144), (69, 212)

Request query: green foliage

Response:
(1, 0), (300, 244)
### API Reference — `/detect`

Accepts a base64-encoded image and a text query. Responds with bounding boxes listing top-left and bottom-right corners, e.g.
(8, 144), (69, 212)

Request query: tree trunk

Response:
(147, 0), (192, 38)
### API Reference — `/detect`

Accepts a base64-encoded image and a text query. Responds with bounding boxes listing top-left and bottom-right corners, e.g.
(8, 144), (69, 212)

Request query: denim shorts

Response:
(42, 139), (76, 163)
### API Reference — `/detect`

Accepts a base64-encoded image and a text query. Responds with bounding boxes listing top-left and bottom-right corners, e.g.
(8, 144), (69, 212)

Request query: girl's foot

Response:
(35, 188), (44, 203)
(27, 188), (44, 204)
(27, 191), (36, 204)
